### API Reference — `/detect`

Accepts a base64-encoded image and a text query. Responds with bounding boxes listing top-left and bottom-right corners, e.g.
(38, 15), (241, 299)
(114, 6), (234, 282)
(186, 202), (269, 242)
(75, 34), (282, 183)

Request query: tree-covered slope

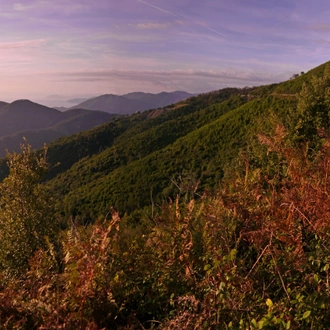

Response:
(37, 87), (247, 182)
(49, 95), (296, 219)
(250, 60), (330, 96)
(1, 61), (328, 221)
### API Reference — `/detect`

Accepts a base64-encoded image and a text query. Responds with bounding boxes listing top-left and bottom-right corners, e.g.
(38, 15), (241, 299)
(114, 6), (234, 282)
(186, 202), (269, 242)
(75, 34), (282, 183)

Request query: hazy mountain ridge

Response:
(0, 90), (195, 157)
(0, 100), (116, 157)
(0, 100), (61, 136)
(70, 91), (195, 114)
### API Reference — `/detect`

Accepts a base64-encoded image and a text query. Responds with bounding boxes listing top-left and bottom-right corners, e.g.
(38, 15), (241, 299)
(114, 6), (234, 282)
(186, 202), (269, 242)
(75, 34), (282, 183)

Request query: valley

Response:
(0, 61), (329, 329)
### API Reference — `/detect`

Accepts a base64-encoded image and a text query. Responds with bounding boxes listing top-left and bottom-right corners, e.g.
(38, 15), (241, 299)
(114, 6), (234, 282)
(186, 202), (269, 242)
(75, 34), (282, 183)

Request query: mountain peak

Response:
(70, 91), (195, 114)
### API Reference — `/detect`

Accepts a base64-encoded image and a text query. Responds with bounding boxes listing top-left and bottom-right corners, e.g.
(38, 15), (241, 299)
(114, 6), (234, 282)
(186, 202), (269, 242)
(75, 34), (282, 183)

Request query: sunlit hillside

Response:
(0, 61), (329, 328)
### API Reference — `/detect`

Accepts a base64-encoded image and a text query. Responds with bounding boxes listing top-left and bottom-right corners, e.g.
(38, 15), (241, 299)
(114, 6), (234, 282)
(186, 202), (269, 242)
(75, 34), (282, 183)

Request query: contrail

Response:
(199, 24), (226, 38)
(137, 0), (226, 39)
(137, 0), (177, 17)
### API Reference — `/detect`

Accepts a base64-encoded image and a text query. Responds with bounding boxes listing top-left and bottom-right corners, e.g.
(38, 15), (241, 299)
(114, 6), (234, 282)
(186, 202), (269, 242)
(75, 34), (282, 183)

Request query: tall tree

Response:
(0, 142), (56, 277)
(294, 65), (330, 150)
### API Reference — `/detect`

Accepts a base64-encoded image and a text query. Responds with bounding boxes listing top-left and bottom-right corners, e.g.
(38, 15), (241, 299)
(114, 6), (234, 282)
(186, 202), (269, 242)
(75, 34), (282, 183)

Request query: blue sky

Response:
(1, 0), (330, 104)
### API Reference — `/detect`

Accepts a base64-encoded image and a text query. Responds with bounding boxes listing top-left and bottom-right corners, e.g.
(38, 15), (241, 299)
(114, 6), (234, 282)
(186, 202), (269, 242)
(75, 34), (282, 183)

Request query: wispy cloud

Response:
(13, 3), (34, 11)
(137, 0), (226, 39)
(13, 1), (90, 14)
(0, 1), (328, 100)
(53, 67), (288, 93)
(0, 39), (47, 50)
(133, 20), (185, 29)
(307, 24), (330, 32)
(315, 39), (330, 45)
(58, 68), (286, 81)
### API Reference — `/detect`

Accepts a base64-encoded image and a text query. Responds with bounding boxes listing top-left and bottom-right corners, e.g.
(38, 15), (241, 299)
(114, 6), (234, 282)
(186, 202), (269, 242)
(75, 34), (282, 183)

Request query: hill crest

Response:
(70, 91), (195, 114)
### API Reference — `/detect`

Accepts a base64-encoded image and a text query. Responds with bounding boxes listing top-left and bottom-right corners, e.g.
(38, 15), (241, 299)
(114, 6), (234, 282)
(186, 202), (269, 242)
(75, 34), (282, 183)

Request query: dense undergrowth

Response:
(2, 125), (330, 329)
(0, 65), (330, 328)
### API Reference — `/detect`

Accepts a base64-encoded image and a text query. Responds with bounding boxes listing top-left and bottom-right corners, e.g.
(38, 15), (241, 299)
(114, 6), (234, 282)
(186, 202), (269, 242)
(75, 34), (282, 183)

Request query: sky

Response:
(1, 0), (330, 106)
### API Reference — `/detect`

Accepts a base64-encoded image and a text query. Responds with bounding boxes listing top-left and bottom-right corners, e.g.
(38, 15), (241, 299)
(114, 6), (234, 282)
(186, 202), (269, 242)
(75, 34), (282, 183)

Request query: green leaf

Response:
(229, 248), (237, 261)
(251, 318), (257, 328)
(266, 298), (273, 308)
(258, 320), (265, 329)
(204, 264), (211, 271)
(219, 282), (226, 290)
(302, 310), (311, 319)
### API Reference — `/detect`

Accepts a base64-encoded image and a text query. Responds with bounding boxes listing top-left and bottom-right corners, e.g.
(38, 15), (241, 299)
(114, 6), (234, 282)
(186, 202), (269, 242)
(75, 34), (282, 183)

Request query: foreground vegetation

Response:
(2, 127), (330, 329)
(0, 63), (330, 328)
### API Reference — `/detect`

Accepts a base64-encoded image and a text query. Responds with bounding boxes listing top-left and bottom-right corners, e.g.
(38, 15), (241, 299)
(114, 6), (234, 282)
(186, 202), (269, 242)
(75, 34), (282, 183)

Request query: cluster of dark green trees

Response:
(0, 63), (330, 328)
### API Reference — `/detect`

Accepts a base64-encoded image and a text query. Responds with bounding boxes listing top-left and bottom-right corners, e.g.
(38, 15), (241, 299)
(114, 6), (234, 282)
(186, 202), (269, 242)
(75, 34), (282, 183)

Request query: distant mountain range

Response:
(0, 100), (116, 157)
(0, 91), (195, 157)
(69, 91), (195, 114)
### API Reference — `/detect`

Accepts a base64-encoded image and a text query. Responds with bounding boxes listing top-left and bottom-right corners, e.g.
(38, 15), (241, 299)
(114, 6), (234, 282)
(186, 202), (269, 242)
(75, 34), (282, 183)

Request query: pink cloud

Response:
(0, 39), (47, 50)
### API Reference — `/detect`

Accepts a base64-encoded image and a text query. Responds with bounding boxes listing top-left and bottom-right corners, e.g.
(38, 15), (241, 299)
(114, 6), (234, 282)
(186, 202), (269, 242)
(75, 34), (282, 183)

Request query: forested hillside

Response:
(42, 86), (300, 220)
(0, 61), (330, 328)
(44, 61), (329, 221)
(2, 63), (325, 220)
